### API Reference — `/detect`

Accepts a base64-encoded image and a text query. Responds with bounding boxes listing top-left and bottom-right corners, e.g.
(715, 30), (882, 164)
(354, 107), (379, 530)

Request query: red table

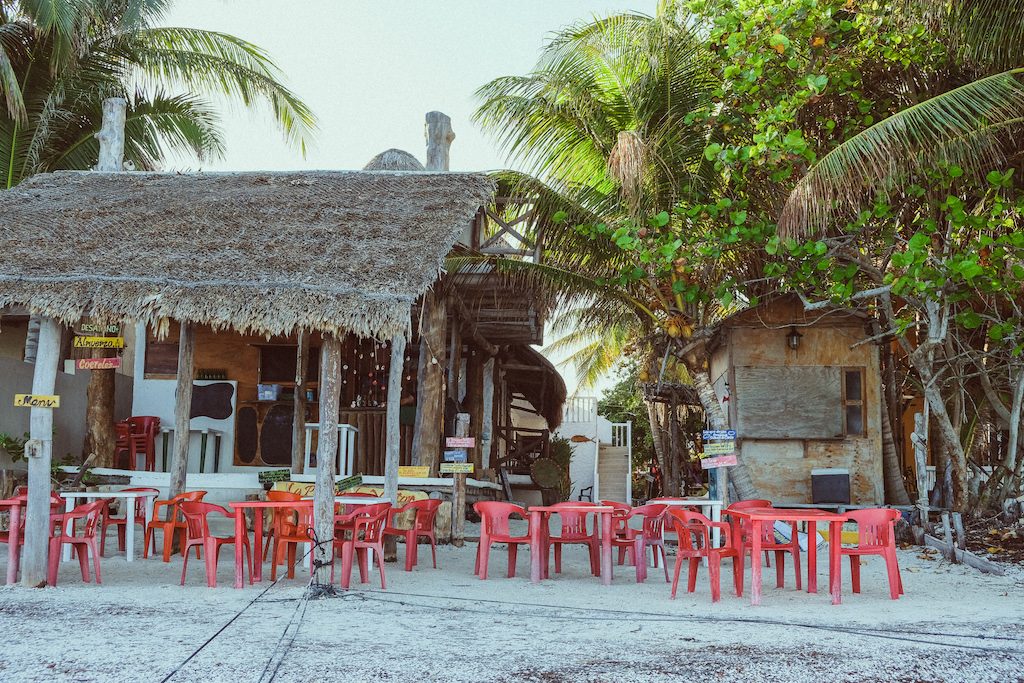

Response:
(527, 505), (615, 586)
(1, 498), (22, 584)
(726, 507), (848, 605)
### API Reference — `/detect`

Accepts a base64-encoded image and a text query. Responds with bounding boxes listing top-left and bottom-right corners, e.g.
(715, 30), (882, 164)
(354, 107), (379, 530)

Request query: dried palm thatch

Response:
(0, 170), (494, 339)
(362, 149), (425, 171)
(507, 344), (567, 429)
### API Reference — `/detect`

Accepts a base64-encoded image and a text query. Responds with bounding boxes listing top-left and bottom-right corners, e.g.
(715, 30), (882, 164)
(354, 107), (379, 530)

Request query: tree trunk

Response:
(411, 290), (447, 474)
(312, 337), (342, 585)
(83, 348), (116, 467)
(663, 393), (682, 496)
(689, 364), (759, 500)
(920, 369), (969, 511)
(168, 323), (195, 503)
(881, 393), (911, 504)
(23, 315), (39, 363)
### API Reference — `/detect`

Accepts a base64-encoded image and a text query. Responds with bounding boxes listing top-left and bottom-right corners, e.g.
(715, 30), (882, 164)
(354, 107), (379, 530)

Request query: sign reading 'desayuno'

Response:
(78, 323), (121, 335)
(73, 336), (125, 349)
(76, 357), (122, 371)
(14, 394), (60, 408)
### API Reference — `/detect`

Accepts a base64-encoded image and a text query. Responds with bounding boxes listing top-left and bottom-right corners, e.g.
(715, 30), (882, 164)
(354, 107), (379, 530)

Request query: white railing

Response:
(610, 422), (633, 503)
(564, 396), (597, 424)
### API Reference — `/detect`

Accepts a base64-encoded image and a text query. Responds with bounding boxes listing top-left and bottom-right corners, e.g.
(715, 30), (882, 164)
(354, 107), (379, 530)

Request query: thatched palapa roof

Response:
(0, 170), (494, 339)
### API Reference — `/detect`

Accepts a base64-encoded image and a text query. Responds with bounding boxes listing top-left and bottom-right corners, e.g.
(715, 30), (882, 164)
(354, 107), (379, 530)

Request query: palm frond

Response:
(779, 68), (1024, 237)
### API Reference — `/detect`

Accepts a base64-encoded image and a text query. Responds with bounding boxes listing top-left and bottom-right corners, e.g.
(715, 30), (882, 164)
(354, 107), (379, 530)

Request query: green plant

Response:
(549, 436), (574, 501)
(0, 432), (28, 461)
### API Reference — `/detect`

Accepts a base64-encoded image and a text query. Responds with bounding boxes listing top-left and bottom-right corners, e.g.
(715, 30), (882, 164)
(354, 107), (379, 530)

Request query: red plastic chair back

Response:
(127, 416), (160, 437)
(406, 499), (442, 534)
(179, 501), (222, 540)
(119, 487), (159, 518)
(351, 504), (391, 544)
(726, 499), (773, 511)
(629, 503), (668, 538)
(474, 501), (527, 537)
(63, 500), (107, 538)
(667, 508), (713, 553)
(847, 508), (900, 548)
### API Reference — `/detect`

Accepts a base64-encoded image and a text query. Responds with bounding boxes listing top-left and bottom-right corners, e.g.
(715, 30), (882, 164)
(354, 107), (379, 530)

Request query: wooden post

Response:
(464, 346), (485, 472)
(940, 512), (956, 562)
(411, 290), (447, 474)
(291, 331), (309, 474)
(481, 357), (495, 471)
(83, 96), (127, 468)
(383, 334), (406, 505)
(167, 323), (195, 503)
(451, 412), (470, 547)
(425, 111), (455, 171)
(447, 308), (462, 403)
(22, 317), (61, 586)
(912, 412), (929, 528)
(952, 511), (966, 551)
(312, 337), (342, 584)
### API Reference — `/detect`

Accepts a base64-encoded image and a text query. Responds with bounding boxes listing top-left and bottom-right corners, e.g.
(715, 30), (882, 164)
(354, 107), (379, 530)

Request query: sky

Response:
(162, 0), (658, 396)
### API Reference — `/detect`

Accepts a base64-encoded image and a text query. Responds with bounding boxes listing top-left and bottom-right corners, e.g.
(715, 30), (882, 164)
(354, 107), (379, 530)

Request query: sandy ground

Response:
(1, 523), (1023, 683)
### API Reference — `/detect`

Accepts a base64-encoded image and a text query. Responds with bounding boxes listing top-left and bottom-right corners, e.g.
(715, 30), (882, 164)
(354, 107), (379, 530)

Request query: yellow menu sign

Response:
(14, 394), (60, 408)
(74, 336), (125, 349)
(398, 466), (430, 478)
(439, 463), (474, 474)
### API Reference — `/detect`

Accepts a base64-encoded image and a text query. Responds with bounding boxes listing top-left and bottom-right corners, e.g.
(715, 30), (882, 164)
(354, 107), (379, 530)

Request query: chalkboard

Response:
(236, 406), (258, 464)
(144, 342), (179, 375)
(259, 404), (293, 465)
(258, 345), (320, 383)
(189, 382), (235, 420)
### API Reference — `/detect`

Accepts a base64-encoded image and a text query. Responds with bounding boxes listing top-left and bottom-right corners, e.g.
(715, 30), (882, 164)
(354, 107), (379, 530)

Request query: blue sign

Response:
(702, 430), (737, 440)
(443, 449), (468, 463)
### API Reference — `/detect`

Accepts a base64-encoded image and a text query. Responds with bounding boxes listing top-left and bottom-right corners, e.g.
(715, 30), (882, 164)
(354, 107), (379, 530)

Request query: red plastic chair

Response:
(726, 499), (802, 589)
(180, 501), (252, 588)
(611, 503), (668, 582)
(265, 490), (303, 563)
(144, 490), (207, 562)
(842, 508), (904, 600)
(126, 416), (160, 471)
(334, 503), (392, 589)
(666, 508), (743, 602)
(473, 501), (531, 580)
(383, 499), (442, 571)
(270, 497), (314, 581)
(101, 487), (160, 556)
(544, 502), (600, 576)
(47, 500), (108, 586)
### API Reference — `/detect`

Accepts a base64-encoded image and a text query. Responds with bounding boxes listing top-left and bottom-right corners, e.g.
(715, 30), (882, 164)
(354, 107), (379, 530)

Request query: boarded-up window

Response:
(734, 366), (844, 439)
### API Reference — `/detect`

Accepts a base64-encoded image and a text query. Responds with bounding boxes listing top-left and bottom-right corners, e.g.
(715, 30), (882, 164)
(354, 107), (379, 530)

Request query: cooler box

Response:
(811, 467), (850, 504)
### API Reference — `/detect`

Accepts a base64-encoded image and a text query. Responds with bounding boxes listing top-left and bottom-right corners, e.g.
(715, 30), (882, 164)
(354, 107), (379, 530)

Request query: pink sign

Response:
(701, 454), (738, 470)
(76, 357), (122, 371)
(445, 437), (475, 448)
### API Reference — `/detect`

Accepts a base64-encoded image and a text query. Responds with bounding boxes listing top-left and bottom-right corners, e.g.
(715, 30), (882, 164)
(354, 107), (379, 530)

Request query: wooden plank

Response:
(383, 334), (406, 504)
(313, 337), (342, 583)
(464, 347), (485, 471)
(481, 358), (495, 470)
(451, 413), (470, 547)
(425, 111), (455, 171)
(411, 290), (446, 474)
(291, 331), (308, 474)
(168, 323), (195, 503)
(924, 534), (1005, 575)
(734, 366), (843, 439)
(22, 317), (60, 586)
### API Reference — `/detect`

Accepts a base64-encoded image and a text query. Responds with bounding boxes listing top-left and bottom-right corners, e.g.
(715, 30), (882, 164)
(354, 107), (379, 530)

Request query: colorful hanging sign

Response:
(440, 462), (474, 474)
(398, 466), (430, 478)
(76, 357), (122, 371)
(73, 336), (125, 349)
(445, 437), (475, 448)
(702, 441), (736, 456)
(443, 449), (468, 463)
(701, 454), (738, 470)
(14, 394), (60, 408)
(702, 430), (736, 440)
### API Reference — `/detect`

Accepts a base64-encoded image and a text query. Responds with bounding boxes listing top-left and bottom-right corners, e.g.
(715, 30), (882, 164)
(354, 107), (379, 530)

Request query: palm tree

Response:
(779, 0), (1024, 234)
(1, 0), (315, 189)
(473, 5), (764, 498)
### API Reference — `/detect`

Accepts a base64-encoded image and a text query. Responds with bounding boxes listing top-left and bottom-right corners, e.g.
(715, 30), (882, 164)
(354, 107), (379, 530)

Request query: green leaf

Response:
(948, 165), (964, 178)
(957, 311), (983, 329)
(654, 211), (670, 227)
(731, 210), (747, 225)
(552, 210), (569, 223)
(704, 143), (723, 161)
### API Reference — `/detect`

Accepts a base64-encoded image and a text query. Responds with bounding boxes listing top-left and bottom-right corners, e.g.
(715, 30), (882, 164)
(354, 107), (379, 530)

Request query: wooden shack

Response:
(708, 295), (884, 504)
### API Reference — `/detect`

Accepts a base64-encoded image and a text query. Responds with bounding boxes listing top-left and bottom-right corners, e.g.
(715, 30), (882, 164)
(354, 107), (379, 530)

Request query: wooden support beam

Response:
(481, 358), (495, 471)
(447, 305), (463, 403)
(83, 96), (127, 468)
(450, 295), (498, 357)
(464, 347), (485, 472)
(22, 317), (60, 587)
(312, 336), (342, 584)
(383, 334), (406, 505)
(411, 289), (447, 475)
(168, 323), (195, 503)
(425, 111), (455, 171)
(291, 331), (309, 474)
(451, 413), (470, 547)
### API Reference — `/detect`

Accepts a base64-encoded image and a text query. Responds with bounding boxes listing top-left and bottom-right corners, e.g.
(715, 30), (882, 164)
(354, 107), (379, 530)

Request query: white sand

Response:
(1, 524), (1022, 683)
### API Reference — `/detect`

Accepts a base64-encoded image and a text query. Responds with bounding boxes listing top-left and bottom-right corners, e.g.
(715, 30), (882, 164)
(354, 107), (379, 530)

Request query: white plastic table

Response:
(60, 490), (158, 563)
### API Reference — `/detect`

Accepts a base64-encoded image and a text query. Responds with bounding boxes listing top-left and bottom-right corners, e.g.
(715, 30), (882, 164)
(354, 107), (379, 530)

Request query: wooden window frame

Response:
(841, 367), (867, 437)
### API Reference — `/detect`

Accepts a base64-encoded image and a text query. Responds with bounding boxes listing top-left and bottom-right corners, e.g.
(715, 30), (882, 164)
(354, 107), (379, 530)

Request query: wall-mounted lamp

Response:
(786, 326), (803, 350)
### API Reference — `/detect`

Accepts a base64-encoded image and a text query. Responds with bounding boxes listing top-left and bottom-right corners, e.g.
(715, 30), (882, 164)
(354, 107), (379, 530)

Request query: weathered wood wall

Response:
(714, 301), (884, 504)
